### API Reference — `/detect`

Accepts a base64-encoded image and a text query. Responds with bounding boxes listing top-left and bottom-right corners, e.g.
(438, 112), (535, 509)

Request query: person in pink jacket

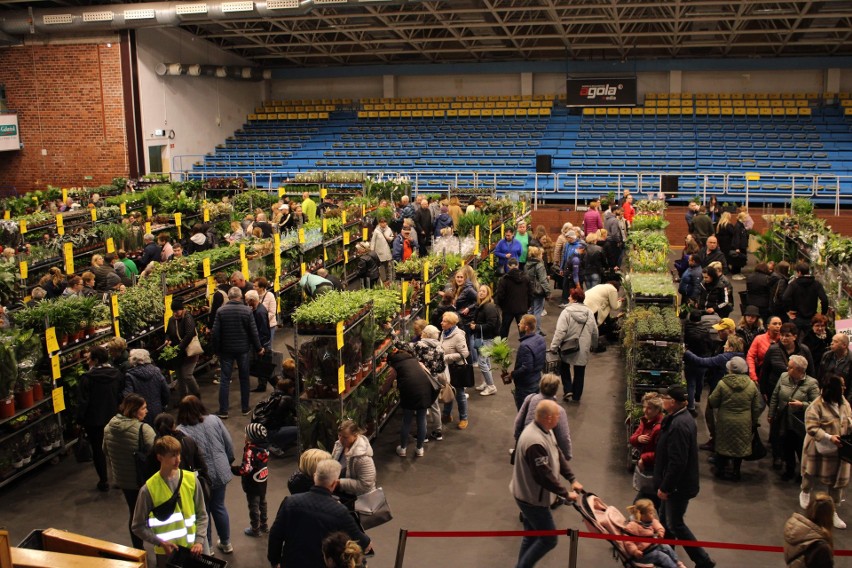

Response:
(747, 316), (782, 384)
(582, 200), (604, 235)
(624, 499), (687, 568)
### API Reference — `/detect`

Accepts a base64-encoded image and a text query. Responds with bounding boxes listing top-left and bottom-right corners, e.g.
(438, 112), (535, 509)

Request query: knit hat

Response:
(726, 356), (749, 375)
(245, 423), (267, 442)
(171, 297), (184, 311)
(743, 305), (760, 317)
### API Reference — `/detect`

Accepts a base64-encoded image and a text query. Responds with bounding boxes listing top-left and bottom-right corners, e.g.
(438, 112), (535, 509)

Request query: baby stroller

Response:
(572, 491), (655, 568)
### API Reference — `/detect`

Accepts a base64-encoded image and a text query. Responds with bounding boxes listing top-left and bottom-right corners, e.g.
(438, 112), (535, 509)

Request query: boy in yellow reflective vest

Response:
(132, 435), (208, 567)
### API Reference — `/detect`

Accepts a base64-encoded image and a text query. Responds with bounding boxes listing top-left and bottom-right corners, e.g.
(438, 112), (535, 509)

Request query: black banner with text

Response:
(566, 77), (637, 107)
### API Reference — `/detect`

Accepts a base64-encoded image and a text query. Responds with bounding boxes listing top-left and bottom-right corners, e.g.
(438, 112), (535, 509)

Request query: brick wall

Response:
(0, 42), (128, 192)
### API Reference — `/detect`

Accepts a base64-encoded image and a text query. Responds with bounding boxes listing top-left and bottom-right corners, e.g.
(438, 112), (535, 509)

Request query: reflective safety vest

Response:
(146, 470), (197, 555)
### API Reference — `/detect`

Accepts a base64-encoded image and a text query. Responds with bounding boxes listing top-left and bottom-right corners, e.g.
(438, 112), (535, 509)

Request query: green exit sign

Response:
(0, 124), (16, 137)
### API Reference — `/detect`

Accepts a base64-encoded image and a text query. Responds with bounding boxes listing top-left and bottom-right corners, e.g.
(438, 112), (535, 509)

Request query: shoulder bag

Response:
(354, 487), (393, 530)
(133, 424), (151, 486)
(439, 374), (456, 404)
(559, 317), (588, 364)
(74, 430), (93, 463)
(745, 425), (767, 461)
(176, 318), (204, 357)
(150, 470), (184, 522)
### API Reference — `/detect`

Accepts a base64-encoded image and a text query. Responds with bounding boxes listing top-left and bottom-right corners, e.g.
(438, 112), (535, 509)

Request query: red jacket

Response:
(623, 201), (635, 223)
(629, 414), (663, 470)
(747, 332), (777, 383)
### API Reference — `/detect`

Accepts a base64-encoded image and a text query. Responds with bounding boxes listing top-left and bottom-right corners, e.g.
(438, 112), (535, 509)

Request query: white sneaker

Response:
(217, 540), (233, 554)
(799, 491), (810, 510)
(415, 447), (425, 457)
(480, 384), (497, 396)
(396, 446), (407, 457)
(835, 513), (847, 529)
(541, 310), (547, 316)
(475, 383), (487, 391)
(465, 392), (469, 399)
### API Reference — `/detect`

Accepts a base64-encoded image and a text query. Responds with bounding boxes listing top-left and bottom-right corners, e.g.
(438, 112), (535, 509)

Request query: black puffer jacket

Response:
(581, 243), (607, 279)
(495, 268), (531, 315)
(471, 301), (501, 340)
(746, 271), (777, 310)
(654, 407), (700, 499)
(165, 313), (198, 361)
(760, 342), (814, 399)
(212, 300), (262, 355)
(123, 364), (170, 425)
(357, 251), (380, 282)
(698, 247), (728, 273)
(76, 364), (124, 428)
(389, 350), (438, 411)
(698, 276), (733, 318)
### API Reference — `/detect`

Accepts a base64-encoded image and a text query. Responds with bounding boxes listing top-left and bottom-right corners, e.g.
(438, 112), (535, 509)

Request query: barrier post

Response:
(567, 528), (579, 568)
(393, 528), (409, 568)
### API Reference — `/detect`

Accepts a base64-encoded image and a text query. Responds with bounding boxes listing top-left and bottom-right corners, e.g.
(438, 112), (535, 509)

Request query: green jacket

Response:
(709, 373), (762, 458)
(769, 373), (820, 433)
(103, 414), (155, 490)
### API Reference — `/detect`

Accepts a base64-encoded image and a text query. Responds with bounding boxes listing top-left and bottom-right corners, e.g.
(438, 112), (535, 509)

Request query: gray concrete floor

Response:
(2, 278), (851, 567)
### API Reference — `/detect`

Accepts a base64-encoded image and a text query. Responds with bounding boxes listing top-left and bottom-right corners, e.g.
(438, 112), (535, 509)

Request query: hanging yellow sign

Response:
(322, 218), (327, 234)
(422, 261), (430, 282)
(338, 365), (345, 394)
(203, 207), (210, 222)
(174, 213), (182, 239)
(336, 321), (344, 350)
(106, 238), (115, 253)
(203, 257), (211, 277)
(474, 226), (480, 255)
(19, 219), (27, 234)
(300, 262), (306, 275)
(91, 208), (97, 222)
(146, 205), (153, 218)
(298, 228), (305, 244)
(320, 187), (328, 199)
(52, 386), (65, 413)
(120, 202), (127, 216)
(362, 228), (368, 241)
(145, 222), (152, 235)
(56, 214), (64, 236)
(278, 186), (285, 198)
(45, 327), (60, 355)
(240, 243), (249, 278)
(62, 188), (68, 203)
(401, 280), (408, 307)
(19, 261), (27, 280)
(343, 231), (350, 246)
(111, 294), (119, 317)
(3, 211), (9, 220)
(164, 294), (173, 327)
(64, 242), (74, 275)
(341, 211), (347, 225)
(51, 355), (61, 380)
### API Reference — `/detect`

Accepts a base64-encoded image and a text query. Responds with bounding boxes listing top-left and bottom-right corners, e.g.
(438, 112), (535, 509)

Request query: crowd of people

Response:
(31, 188), (852, 568)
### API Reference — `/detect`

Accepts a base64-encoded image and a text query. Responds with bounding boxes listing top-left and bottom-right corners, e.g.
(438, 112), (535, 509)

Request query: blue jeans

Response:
(218, 351), (251, 414)
(515, 499), (557, 568)
(641, 544), (681, 568)
(477, 339), (495, 387)
(659, 495), (713, 567)
(400, 408), (427, 449)
(560, 362), (586, 401)
(207, 484), (231, 545)
(442, 384), (468, 421)
(685, 364), (706, 410)
(530, 296), (545, 333)
(513, 381), (539, 411)
(585, 273), (601, 290)
(267, 425), (298, 450)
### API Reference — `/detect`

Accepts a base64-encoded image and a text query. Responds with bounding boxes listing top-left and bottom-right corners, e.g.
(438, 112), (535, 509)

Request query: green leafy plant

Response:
(480, 337), (513, 373)
(791, 197), (814, 217)
(159, 344), (179, 361)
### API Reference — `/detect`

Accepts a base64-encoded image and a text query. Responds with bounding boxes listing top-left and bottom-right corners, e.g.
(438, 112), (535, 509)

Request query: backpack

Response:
(251, 396), (277, 426)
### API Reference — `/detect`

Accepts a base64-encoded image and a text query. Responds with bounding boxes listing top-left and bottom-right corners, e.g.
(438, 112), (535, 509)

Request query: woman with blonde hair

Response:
(470, 284), (500, 396)
(525, 246), (551, 334)
(784, 492), (835, 567)
(323, 532), (365, 568)
(287, 448), (332, 495)
(533, 225), (554, 267)
(331, 420), (376, 504)
(552, 223), (574, 292)
(440, 311), (472, 429)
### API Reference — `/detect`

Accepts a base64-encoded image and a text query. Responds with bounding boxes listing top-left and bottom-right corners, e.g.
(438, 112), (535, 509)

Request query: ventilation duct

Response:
(0, 0), (420, 37)
(155, 62), (271, 80)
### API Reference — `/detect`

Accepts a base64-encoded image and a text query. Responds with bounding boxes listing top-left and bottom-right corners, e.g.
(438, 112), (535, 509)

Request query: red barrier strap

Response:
(404, 529), (852, 556)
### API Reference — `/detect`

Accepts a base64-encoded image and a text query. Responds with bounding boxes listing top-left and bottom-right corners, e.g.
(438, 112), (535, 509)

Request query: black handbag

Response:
(74, 431), (93, 463)
(558, 318), (587, 364)
(448, 361), (474, 388)
(745, 426), (767, 461)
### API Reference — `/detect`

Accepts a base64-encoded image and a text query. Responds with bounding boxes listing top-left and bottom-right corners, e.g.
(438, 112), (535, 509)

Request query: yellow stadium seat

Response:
(720, 100), (732, 107)
(658, 107), (670, 115)
(783, 100), (795, 107)
(357, 111), (367, 119)
(785, 108), (797, 115)
(644, 107), (656, 115)
(730, 93), (743, 99)
(844, 108), (852, 116)
(595, 108), (607, 115)
(734, 108), (746, 115)
(469, 109), (481, 117)
(255, 106), (265, 113)
(743, 93), (756, 100)
(607, 107), (619, 116)
(446, 109), (458, 117)
(540, 107), (551, 116)
(721, 107), (733, 115)
(706, 107), (720, 115)
(746, 108), (759, 116)
(771, 100), (783, 107)
(695, 107), (708, 115)
(619, 107), (631, 115)
(368, 111), (379, 118)
(412, 110), (423, 117)
(841, 100), (852, 107)
(732, 100), (744, 107)
(379, 111), (389, 118)
(319, 112), (329, 119)
(772, 107), (785, 116)
(768, 93), (781, 100)
(248, 114), (257, 121)
(744, 100), (757, 107)
(493, 109), (504, 116)
(759, 107), (772, 116)
(308, 112), (317, 119)
(276, 113), (286, 120)
(695, 99), (707, 107)
(458, 109), (469, 117)
(757, 100), (770, 107)
(796, 100), (808, 107)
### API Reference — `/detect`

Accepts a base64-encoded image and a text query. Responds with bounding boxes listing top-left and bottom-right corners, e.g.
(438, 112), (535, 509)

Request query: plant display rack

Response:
(621, 199), (683, 470)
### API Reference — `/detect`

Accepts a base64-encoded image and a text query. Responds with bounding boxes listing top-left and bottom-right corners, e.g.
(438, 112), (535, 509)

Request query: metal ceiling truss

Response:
(0, 0), (850, 66)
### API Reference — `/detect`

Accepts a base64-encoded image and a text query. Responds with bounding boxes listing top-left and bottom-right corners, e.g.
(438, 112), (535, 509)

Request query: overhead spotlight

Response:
(241, 67), (253, 79)
(262, 69), (272, 80)
(215, 67), (228, 78)
(188, 64), (201, 76)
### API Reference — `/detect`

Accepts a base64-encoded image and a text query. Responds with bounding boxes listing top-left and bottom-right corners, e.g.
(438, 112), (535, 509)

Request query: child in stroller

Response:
(624, 500), (686, 568)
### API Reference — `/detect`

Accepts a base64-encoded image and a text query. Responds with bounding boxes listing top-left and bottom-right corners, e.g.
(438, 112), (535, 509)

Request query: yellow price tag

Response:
(274, 274), (281, 292)
(114, 319), (121, 338)
(336, 321), (344, 350)
(362, 227), (368, 241)
(3, 210), (9, 220)
(19, 261), (27, 280)
(490, 253), (494, 267)
(323, 248), (328, 262)
(106, 238), (115, 253)
(425, 283), (431, 304)
(91, 208), (97, 222)
(322, 218), (327, 234)
(203, 207), (210, 222)
(300, 262), (306, 276)
(338, 365), (345, 393)
(501, 223), (505, 238)
(343, 231), (350, 246)
(344, 250), (349, 264)
(120, 202), (127, 216)
(242, 258), (250, 279)
(174, 213), (182, 239)
(63, 242), (74, 275)
(474, 226), (480, 255)
(19, 219), (27, 234)
(422, 261), (430, 281)
(146, 205), (153, 218)
(164, 294), (173, 327)
(273, 234), (282, 271)
(203, 257), (211, 277)
(56, 213), (64, 232)
(52, 386), (65, 413)
(361, 204), (366, 217)
(341, 211), (347, 224)
(401, 280), (408, 306)
(320, 187), (328, 199)
(145, 222), (151, 235)
(45, 326), (60, 355)
(51, 355), (61, 380)
(111, 294), (119, 317)
(62, 188), (68, 203)
(278, 186), (285, 198)
(298, 228), (305, 244)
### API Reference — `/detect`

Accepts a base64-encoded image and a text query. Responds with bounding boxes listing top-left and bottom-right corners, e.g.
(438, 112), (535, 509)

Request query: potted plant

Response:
(480, 337), (514, 384)
(0, 334), (17, 418)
